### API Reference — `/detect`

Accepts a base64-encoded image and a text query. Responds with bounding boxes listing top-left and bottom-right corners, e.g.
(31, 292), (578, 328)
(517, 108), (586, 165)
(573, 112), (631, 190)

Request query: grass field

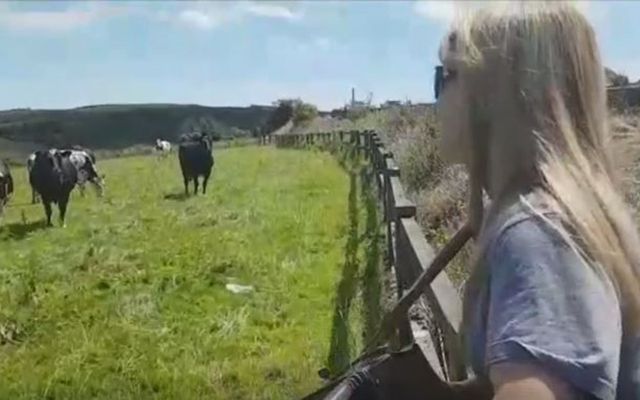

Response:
(0, 146), (382, 399)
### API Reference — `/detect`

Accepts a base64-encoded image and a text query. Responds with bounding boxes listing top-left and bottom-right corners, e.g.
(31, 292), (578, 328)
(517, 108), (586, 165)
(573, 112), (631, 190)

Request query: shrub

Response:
(292, 102), (318, 127)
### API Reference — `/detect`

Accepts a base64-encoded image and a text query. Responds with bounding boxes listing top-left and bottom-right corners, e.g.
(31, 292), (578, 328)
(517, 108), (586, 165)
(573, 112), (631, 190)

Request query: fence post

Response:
(374, 140), (385, 200)
(390, 187), (417, 350)
(384, 157), (398, 268)
(364, 130), (374, 161)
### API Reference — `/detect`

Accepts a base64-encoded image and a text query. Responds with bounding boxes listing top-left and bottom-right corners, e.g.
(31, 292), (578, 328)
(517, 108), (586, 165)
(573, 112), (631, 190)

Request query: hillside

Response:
(0, 104), (274, 156)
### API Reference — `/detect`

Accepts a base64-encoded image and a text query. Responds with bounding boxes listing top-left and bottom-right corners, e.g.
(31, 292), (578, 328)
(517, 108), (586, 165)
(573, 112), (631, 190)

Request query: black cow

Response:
(178, 133), (214, 195)
(27, 151), (45, 204)
(0, 159), (13, 216)
(29, 150), (78, 226)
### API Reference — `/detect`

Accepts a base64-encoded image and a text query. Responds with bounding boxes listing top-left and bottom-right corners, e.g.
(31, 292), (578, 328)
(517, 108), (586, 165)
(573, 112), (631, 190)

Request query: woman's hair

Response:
(442, 2), (640, 333)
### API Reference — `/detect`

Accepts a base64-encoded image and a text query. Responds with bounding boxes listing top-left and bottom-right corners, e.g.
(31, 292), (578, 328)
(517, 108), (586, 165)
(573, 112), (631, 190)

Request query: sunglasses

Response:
(434, 65), (456, 100)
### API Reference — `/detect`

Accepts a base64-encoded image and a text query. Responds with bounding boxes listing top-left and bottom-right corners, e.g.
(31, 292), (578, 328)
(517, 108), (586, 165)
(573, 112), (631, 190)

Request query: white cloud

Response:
(170, 3), (241, 31)
(170, 1), (302, 31)
(413, 1), (500, 26)
(413, 1), (456, 25)
(242, 2), (302, 20)
(178, 9), (218, 30)
(413, 1), (608, 27)
(0, 3), (124, 32)
(0, 1), (303, 33)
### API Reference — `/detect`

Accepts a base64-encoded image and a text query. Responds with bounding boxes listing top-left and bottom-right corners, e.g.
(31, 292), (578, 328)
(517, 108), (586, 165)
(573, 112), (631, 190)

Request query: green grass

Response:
(0, 146), (383, 399)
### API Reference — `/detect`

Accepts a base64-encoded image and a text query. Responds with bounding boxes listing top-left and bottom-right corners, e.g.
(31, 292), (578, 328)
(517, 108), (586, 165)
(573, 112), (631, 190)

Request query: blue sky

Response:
(0, 0), (638, 111)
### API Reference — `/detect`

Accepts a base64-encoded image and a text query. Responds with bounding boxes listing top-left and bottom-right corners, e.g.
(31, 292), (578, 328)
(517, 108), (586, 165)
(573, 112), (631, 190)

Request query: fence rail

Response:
(273, 130), (467, 382)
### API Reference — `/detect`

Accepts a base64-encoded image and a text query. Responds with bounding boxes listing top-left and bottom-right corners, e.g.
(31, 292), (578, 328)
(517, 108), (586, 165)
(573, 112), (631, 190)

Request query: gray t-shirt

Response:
(467, 197), (640, 400)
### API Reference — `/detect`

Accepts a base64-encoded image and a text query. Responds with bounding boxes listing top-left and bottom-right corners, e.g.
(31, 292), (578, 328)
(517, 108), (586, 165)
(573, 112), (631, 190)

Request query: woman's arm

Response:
(490, 362), (577, 400)
(448, 375), (494, 400)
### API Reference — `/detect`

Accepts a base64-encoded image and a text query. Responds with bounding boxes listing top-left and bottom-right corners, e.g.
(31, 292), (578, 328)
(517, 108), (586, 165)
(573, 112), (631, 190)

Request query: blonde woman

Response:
(432, 2), (640, 400)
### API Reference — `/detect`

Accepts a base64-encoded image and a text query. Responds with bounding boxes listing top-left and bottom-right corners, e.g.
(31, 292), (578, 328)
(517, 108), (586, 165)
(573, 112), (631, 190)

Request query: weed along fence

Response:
(274, 131), (468, 382)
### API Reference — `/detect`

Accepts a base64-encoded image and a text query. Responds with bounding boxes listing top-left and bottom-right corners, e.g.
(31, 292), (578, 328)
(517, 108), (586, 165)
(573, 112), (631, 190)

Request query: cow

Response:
(71, 145), (97, 164)
(28, 148), (103, 201)
(178, 133), (214, 195)
(27, 149), (57, 204)
(27, 152), (38, 203)
(155, 139), (171, 157)
(0, 159), (14, 216)
(29, 150), (78, 226)
(63, 149), (104, 197)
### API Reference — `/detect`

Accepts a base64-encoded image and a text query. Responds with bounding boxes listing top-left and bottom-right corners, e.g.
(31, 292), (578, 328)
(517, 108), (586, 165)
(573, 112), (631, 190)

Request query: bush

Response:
(292, 102), (318, 127)
(265, 99), (296, 133)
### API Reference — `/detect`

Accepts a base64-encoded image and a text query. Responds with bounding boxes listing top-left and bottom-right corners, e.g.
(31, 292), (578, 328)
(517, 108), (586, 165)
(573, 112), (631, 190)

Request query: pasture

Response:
(0, 146), (382, 399)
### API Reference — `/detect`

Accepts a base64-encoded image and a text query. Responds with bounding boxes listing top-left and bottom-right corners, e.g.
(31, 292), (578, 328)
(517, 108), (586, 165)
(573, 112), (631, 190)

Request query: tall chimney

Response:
(351, 87), (355, 106)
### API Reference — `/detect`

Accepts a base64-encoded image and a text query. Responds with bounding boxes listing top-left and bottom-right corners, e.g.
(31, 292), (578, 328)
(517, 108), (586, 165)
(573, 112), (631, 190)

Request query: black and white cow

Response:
(178, 133), (214, 195)
(155, 139), (171, 157)
(28, 148), (103, 202)
(0, 159), (14, 216)
(63, 149), (104, 197)
(29, 150), (78, 226)
(71, 145), (97, 164)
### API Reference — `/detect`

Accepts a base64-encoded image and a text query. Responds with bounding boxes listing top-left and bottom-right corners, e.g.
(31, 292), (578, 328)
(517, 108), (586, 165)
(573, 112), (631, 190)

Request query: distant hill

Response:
(0, 103), (274, 152)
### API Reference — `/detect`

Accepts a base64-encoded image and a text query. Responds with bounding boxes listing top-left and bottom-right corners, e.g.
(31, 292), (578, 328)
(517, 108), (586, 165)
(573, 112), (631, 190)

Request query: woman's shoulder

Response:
(482, 191), (564, 261)
(480, 195), (624, 400)
(482, 190), (619, 308)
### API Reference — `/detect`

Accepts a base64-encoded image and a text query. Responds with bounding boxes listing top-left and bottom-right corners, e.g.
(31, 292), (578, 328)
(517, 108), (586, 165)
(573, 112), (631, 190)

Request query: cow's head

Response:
(34, 150), (58, 171)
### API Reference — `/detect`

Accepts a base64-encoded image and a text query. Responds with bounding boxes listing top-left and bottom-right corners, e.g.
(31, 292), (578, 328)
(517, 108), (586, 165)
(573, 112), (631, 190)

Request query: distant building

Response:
(347, 88), (373, 111)
(380, 100), (402, 109)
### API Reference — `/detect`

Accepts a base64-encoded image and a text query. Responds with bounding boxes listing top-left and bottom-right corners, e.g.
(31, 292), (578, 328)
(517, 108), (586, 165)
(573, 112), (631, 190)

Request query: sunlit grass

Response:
(0, 146), (380, 399)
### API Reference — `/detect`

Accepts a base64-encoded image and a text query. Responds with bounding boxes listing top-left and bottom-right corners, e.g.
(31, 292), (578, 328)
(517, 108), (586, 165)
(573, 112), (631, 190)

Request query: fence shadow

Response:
(163, 192), (189, 202)
(326, 158), (385, 374)
(0, 220), (48, 241)
(279, 131), (468, 383)
(327, 170), (360, 374)
(360, 166), (383, 345)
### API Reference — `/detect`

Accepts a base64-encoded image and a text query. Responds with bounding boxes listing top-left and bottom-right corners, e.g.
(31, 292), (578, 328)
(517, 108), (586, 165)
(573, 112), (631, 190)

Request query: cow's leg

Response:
(183, 175), (189, 196)
(43, 201), (53, 226)
(31, 187), (37, 204)
(194, 177), (199, 195)
(202, 172), (211, 194)
(78, 183), (85, 197)
(59, 194), (70, 227)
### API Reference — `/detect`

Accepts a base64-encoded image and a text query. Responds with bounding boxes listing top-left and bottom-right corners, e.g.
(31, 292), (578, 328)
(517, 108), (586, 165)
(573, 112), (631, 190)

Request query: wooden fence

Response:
(273, 130), (467, 382)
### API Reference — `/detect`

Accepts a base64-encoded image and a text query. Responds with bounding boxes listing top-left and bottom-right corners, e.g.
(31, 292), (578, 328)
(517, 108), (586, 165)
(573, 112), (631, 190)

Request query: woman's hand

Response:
(490, 362), (576, 400)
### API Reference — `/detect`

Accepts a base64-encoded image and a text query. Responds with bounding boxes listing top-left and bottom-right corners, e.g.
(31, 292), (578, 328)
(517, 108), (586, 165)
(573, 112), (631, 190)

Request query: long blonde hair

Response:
(444, 2), (640, 333)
